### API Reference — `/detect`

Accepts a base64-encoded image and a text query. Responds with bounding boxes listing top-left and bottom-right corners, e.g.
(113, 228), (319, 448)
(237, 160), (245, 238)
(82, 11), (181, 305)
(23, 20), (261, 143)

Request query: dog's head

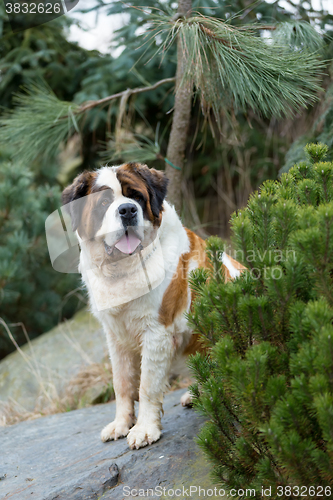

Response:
(62, 163), (168, 259)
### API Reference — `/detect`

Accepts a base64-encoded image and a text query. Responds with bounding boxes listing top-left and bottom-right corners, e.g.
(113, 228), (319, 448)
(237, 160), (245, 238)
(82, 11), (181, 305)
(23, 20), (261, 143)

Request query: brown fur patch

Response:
(158, 229), (208, 329)
(185, 228), (209, 268)
(116, 163), (168, 228)
(158, 252), (190, 329)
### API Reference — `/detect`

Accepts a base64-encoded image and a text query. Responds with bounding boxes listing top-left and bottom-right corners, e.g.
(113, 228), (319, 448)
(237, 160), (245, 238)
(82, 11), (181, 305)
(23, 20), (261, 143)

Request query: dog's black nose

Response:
(118, 203), (138, 218)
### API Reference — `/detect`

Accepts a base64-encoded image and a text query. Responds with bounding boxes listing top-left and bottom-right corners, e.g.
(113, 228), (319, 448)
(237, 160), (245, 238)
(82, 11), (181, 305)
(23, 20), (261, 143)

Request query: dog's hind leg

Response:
(180, 390), (193, 407)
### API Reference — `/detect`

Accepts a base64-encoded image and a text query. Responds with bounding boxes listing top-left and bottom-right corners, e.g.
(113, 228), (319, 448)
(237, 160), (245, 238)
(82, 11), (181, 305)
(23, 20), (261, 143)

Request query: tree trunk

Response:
(165, 0), (192, 215)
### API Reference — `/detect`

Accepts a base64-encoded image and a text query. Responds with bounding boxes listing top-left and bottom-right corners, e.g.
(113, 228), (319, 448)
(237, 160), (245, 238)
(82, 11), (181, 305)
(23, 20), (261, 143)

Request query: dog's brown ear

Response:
(138, 166), (169, 220)
(62, 171), (95, 231)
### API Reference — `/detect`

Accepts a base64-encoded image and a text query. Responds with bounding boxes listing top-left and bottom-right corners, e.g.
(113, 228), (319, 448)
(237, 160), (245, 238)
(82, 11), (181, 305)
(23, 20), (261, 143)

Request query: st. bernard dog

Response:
(62, 162), (244, 450)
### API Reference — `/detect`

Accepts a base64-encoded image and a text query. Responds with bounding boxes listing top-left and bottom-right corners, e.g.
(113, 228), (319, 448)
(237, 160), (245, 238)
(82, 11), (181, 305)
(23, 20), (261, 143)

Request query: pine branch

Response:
(76, 77), (176, 114)
(272, 21), (325, 52)
(199, 24), (277, 45)
(175, 14), (325, 128)
(0, 78), (175, 164)
(0, 84), (82, 164)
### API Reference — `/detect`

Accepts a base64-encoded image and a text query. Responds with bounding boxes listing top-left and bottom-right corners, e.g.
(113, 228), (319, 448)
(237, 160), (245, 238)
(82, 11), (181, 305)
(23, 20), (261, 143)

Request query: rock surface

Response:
(0, 389), (225, 500)
(0, 309), (107, 411)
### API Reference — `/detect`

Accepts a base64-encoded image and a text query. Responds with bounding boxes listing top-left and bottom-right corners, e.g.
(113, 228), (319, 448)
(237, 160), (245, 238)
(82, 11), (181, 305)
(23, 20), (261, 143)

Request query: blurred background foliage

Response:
(0, 0), (333, 358)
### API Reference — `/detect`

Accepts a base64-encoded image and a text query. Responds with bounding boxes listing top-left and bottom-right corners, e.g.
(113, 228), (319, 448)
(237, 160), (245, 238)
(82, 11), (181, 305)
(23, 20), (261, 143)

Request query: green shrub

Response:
(188, 143), (333, 498)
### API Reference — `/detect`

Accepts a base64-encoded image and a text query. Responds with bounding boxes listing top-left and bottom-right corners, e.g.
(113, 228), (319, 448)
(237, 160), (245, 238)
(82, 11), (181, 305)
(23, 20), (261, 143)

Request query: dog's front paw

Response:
(127, 423), (161, 450)
(101, 419), (133, 442)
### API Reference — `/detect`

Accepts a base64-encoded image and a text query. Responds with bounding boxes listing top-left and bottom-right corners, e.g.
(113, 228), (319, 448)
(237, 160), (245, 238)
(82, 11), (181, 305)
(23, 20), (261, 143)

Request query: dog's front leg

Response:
(101, 339), (140, 442)
(127, 326), (173, 450)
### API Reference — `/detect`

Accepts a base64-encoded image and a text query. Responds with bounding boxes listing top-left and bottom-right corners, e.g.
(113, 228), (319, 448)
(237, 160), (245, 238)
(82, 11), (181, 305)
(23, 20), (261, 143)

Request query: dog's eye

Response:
(132, 192), (143, 202)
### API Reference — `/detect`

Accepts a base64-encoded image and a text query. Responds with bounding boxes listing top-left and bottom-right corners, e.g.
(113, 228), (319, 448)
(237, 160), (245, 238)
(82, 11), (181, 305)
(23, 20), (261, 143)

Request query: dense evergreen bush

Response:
(0, 152), (83, 359)
(188, 143), (333, 498)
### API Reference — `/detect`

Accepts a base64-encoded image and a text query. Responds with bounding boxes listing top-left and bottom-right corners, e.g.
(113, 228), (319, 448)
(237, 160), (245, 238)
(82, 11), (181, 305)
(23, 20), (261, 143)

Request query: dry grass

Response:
(0, 362), (114, 427)
(0, 317), (115, 427)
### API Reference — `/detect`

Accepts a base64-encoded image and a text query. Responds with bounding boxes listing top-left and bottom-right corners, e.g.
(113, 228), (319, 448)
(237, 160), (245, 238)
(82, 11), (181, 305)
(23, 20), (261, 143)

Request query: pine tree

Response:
(0, 1), (327, 213)
(187, 143), (333, 498)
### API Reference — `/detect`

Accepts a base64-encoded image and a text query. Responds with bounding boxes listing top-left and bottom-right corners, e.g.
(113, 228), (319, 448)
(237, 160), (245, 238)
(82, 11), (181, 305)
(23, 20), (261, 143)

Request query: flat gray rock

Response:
(0, 389), (225, 500)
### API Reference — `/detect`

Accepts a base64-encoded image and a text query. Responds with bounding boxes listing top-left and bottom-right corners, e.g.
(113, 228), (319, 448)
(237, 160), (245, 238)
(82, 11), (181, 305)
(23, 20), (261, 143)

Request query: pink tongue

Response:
(115, 233), (141, 254)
